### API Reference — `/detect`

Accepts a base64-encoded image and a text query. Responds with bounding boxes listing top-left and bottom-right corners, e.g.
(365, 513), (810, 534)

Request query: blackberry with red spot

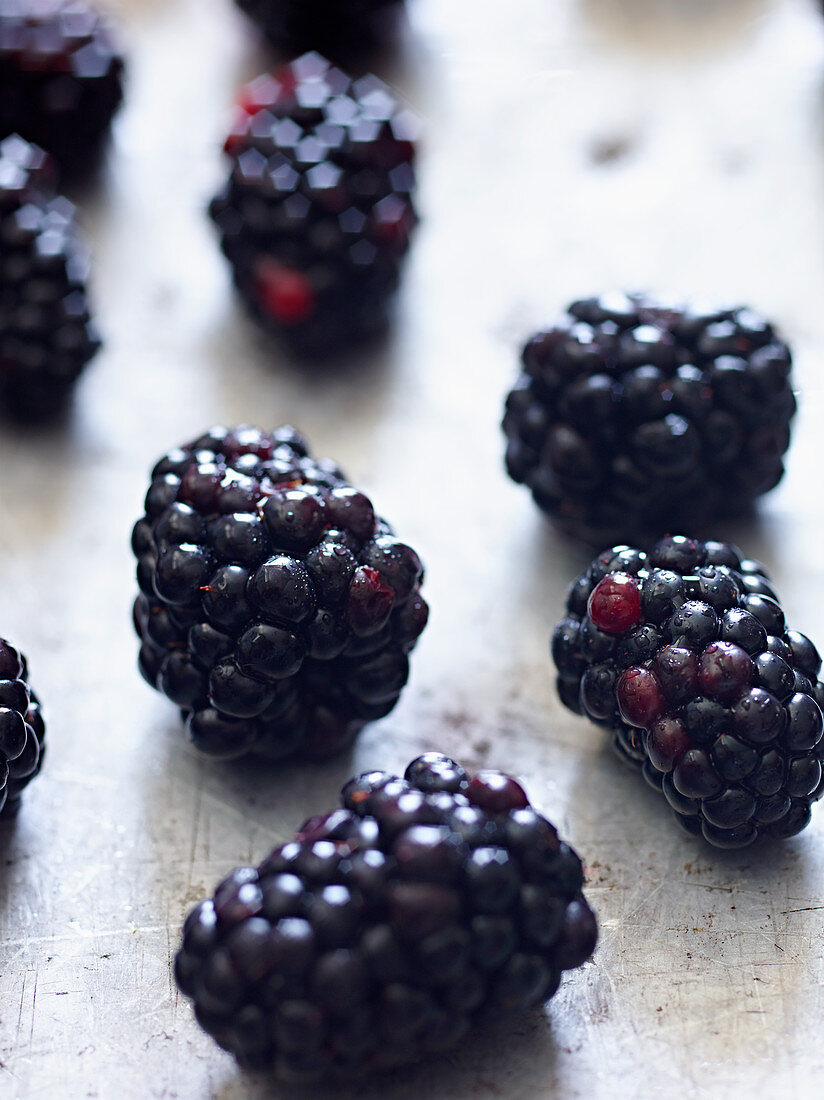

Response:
(0, 134), (100, 414)
(0, 0), (124, 176)
(174, 754), (597, 1079)
(0, 636), (46, 816)
(210, 53), (417, 354)
(552, 535), (824, 847)
(504, 294), (796, 543)
(131, 424), (428, 762)
(233, 0), (402, 59)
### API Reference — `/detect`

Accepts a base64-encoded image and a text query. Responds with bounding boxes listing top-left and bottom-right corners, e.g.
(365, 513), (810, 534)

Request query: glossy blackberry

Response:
(210, 53), (417, 353)
(504, 294), (796, 544)
(553, 535), (824, 847)
(0, 134), (100, 414)
(0, 0), (124, 175)
(0, 636), (46, 816)
(174, 754), (597, 1079)
(233, 0), (401, 58)
(132, 424), (428, 762)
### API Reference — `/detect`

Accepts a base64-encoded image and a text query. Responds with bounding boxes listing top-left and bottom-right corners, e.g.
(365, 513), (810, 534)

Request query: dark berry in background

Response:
(0, 636), (46, 817)
(503, 293), (796, 544)
(210, 52), (417, 354)
(174, 753), (597, 1079)
(0, 134), (100, 416)
(233, 0), (402, 60)
(0, 0), (124, 176)
(553, 535), (824, 848)
(132, 424), (428, 762)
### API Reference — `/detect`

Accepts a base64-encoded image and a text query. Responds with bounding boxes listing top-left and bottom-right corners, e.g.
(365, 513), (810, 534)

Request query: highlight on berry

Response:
(174, 753), (597, 1079)
(504, 293), (796, 544)
(552, 535), (824, 848)
(131, 425), (428, 763)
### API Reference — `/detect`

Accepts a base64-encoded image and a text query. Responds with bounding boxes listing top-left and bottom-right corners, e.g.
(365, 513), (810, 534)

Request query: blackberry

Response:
(131, 424), (428, 762)
(503, 293), (796, 544)
(0, 0), (124, 176)
(210, 53), (417, 353)
(553, 535), (824, 847)
(233, 0), (401, 60)
(0, 134), (100, 414)
(174, 753), (597, 1079)
(0, 636), (46, 816)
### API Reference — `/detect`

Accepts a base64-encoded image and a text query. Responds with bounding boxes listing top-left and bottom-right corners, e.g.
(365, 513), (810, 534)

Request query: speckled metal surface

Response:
(1, 0), (824, 1097)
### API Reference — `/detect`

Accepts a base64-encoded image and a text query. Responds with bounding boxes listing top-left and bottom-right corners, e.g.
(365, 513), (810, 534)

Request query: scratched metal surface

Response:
(1, 0), (824, 1096)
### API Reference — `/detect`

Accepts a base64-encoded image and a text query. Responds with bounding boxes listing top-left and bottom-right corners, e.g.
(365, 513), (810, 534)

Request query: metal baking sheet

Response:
(1, 0), (823, 1096)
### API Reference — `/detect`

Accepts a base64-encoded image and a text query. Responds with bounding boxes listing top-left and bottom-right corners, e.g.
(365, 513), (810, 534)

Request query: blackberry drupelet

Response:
(503, 293), (796, 544)
(553, 535), (824, 847)
(210, 52), (417, 353)
(0, 636), (46, 816)
(0, 0), (124, 175)
(233, 0), (401, 59)
(174, 753), (597, 1079)
(0, 134), (100, 414)
(132, 424), (428, 762)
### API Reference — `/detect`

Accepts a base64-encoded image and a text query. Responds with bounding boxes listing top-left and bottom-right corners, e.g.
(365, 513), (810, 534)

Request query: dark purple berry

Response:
(553, 537), (824, 847)
(0, 639), (45, 815)
(0, 135), (100, 414)
(232, 0), (402, 58)
(504, 296), (795, 542)
(0, 2), (124, 174)
(211, 55), (417, 352)
(132, 426), (428, 763)
(175, 755), (596, 1078)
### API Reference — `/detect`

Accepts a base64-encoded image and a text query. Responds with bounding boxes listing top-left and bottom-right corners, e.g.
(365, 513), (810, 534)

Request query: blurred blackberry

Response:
(210, 53), (417, 353)
(0, 0), (124, 175)
(0, 636), (46, 816)
(233, 0), (402, 60)
(131, 424), (429, 762)
(0, 134), (100, 415)
(504, 293), (796, 544)
(552, 534), (824, 847)
(174, 753), (597, 1079)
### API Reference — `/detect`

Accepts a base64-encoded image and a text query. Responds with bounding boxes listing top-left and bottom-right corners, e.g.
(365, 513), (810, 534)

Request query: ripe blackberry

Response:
(503, 293), (796, 544)
(132, 424), (428, 762)
(233, 0), (401, 59)
(210, 53), (417, 353)
(0, 636), (46, 816)
(174, 753), (597, 1079)
(0, 134), (100, 414)
(0, 0), (124, 175)
(553, 535), (824, 847)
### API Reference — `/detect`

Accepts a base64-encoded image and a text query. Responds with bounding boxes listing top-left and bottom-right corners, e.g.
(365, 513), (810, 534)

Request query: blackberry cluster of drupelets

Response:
(0, 0), (124, 175)
(0, 133), (100, 415)
(553, 535), (824, 847)
(0, 636), (45, 816)
(503, 293), (796, 544)
(210, 52), (418, 353)
(232, 0), (402, 59)
(132, 424), (428, 762)
(174, 753), (597, 1079)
